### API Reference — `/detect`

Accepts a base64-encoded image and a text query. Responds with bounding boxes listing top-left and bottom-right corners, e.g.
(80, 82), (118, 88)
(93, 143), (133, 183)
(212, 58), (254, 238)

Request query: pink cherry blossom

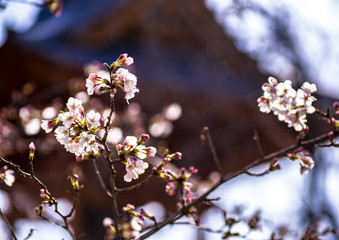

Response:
(85, 71), (110, 95)
(116, 53), (134, 66)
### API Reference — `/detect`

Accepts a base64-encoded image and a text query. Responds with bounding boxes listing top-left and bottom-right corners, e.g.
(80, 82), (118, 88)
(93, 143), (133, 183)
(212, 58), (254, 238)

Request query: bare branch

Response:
(23, 229), (35, 240)
(0, 208), (18, 240)
(201, 127), (223, 177)
(136, 129), (339, 240)
(253, 130), (264, 160)
(92, 158), (112, 198)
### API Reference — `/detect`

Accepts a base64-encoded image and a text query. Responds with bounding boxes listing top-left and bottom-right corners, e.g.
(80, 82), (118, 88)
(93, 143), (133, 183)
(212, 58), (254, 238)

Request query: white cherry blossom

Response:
(258, 77), (317, 132)
(1, 167), (15, 187)
(66, 97), (83, 112)
(41, 120), (55, 133)
(114, 68), (139, 104)
(86, 110), (101, 128)
(124, 159), (149, 182)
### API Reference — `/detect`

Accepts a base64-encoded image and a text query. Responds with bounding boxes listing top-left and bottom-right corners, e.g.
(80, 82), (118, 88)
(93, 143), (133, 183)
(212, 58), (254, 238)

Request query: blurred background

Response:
(0, 0), (339, 239)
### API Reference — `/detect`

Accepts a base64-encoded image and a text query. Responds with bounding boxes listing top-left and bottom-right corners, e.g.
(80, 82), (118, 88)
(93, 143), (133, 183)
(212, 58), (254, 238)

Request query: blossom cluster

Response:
(160, 164), (199, 224)
(332, 102), (339, 128)
(103, 216), (142, 240)
(122, 204), (155, 223)
(85, 53), (139, 103)
(41, 97), (104, 161)
(114, 134), (156, 182)
(257, 77), (317, 131)
(0, 165), (15, 187)
(102, 204), (155, 240)
(287, 148), (315, 175)
(155, 152), (197, 209)
(165, 167), (198, 207)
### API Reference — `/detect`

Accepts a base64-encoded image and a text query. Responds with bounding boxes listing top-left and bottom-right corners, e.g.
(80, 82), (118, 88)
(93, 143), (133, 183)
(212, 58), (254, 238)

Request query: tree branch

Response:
(136, 129), (339, 239)
(0, 208), (18, 240)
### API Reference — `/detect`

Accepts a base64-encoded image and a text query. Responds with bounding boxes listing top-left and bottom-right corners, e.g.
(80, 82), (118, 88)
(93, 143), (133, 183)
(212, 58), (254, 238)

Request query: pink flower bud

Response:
(29, 142), (35, 151)
(29, 142), (36, 160)
(140, 134), (150, 142)
(333, 101), (339, 112)
(123, 204), (135, 213)
(163, 157), (171, 164)
(1, 165), (8, 172)
(116, 53), (134, 66)
(102, 217), (113, 227)
(40, 189), (46, 199)
(35, 204), (44, 216)
(174, 152), (182, 160)
(189, 167), (198, 175)
(146, 147), (157, 157)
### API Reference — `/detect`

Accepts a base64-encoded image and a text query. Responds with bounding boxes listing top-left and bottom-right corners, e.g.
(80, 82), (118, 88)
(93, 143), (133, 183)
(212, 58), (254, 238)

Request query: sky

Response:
(1, 0), (339, 239)
(0, 0), (41, 46)
(205, 0), (339, 98)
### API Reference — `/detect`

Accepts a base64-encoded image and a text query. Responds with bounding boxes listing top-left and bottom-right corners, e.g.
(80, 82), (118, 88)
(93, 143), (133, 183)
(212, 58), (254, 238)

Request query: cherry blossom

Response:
(258, 77), (317, 132)
(85, 54), (139, 104)
(116, 53), (134, 66)
(159, 164), (197, 207)
(113, 68), (139, 104)
(134, 145), (157, 160)
(287, 148), (315, 175)
(41, 119), (58, 133)
(66, 97), (83, 112)
(85, 71), (110, 95)
(124, 159), (149, 182)
(103, 216), (143, 240)
(0, 165), (15, 187)
(86, 110), (101, 128)
(41, 97), (104, 161)
(114, 135), (156, 182)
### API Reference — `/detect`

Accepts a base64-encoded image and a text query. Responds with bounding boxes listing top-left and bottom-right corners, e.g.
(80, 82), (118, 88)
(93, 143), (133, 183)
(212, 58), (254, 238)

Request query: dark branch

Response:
(0, 208), (18, 240)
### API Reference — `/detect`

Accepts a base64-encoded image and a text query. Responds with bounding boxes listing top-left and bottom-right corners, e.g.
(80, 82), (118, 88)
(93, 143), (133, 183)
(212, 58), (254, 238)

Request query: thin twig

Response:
(0, 157), (76, 239)
(116, 170), (155, 192)
(201, 127), (223, 177)
(92, 158), (112, 197)
(0, 208), (18, 240)
(116, 161), (169, 193)
(171, 221), (224, 234)
(253, 130), (264, 160)
(245, 170), (271, 177)
(23, 229), (35, 240)
(39, 214), (65, 228)
(0, 157), (31, 178)
(316, 143), (339, 148)
(65, 188), (80, 218)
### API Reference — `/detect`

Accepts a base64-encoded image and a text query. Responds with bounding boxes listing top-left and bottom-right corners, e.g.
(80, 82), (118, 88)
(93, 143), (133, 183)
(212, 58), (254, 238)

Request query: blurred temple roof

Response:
(0, 0), (300, 237)
(1, 0), (265, 95)
(0, 0), (296, 173)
